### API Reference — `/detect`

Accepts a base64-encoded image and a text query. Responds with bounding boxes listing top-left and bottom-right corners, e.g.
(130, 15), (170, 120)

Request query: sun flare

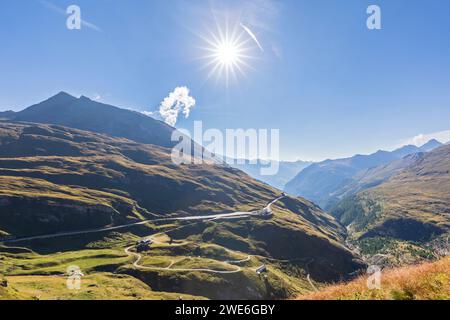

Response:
(215, 41), (240, 66)
(199, 22), (255, 86)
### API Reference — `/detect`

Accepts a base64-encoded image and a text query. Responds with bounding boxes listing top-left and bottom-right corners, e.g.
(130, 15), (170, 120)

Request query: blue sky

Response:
(0, 0), (449, 161)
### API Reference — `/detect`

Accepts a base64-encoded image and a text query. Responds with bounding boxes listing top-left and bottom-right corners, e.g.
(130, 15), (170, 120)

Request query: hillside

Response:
(331, 144), (450, 266)
(328, 152), (427, 210)
(0, 121), (364, 299)
(5, 92), (183, 149)
(0, 121), (279, 237)
(1, 273), (205, 300)
(0, 111), (15, 120)
(298, 256), (450, 300)
(285, 141), (443, 210)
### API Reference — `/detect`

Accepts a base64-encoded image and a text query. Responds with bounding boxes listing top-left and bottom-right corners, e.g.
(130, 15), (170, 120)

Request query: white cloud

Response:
(141, 111), (154, 117)
(404, 130), (450, 146)
(92, 93), (102, 101)
(157, 87), (196, 127)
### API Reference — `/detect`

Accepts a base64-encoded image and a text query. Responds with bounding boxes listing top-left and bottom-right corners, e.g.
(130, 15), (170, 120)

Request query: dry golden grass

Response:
(298, 256), (450, 300)
(4, 273), (206, 300)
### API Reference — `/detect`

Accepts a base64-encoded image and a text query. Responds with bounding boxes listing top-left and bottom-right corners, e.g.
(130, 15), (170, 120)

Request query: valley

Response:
(0, 92), (448, 301)
(331, 144), (450, 267)
(0, 197), (352, 300)
(0, 104), (364, 300)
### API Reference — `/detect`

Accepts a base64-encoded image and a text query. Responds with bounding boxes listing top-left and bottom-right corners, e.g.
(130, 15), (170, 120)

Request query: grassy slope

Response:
(0, 274), (27, 300)
(298, 256), (450, 300)
(335, 144), (450, 239)
(0, 227), (314, 300)
(0, 121), (365, 299)
(331, 145), (450, 266)
(3, 274), (205, 300)
(118, 203), (363, 299)
(0, 121), (278, 237)
(0, 198), (362, 299)
(365, 146), (449, 237)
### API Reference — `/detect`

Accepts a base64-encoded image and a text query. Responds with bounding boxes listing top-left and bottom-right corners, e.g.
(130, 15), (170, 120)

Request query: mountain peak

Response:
(79, 95), (92, 101)
(53, 91), (76, 99)
(12, 91), (179, 149)
(44, 91), (78, 105)
(420, 139), (443, 152)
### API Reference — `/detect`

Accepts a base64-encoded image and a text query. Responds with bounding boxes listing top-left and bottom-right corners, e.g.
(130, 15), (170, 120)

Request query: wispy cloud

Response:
(240, 23), (264, 52)
(39, 0), (102, 32)
(404, 130), (450, 146)
(239, 0), (281, 58)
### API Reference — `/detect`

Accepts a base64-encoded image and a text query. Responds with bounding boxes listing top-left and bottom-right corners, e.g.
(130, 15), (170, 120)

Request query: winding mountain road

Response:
(123, 196), (285, 274)
(2, 194), (319, 289)
(0, 196), (284, 244)
(124, 245), (247, 274)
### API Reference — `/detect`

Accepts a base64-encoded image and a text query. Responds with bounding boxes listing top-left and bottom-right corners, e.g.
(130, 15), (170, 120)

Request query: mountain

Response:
(0, 120), (364, 299)
(331, 144), (450, 266)
(9, 92), (178, 149)
(230, 159), (312, 190)
(0, 121), (275, 236)
(420, 139), (443, 152)
(0, 111), (15, 120)
(333, 143), (450, 239)
(284, 141), (443, 210)
(323, 152), (427, 206)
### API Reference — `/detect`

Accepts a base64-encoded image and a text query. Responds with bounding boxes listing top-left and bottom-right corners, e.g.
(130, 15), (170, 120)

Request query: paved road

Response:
(123, 196), (285, 274)
(124, 245), (246, 274)
(2, 195), (304, 277)
(2, 194), (319, 286)
(127, 231), (253, 274)
(0, 196), (284, 244)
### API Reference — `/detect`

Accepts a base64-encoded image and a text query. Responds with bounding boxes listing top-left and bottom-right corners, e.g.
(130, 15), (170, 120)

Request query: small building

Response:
(136, 239), (153, 252)
(256, 265), (267, 274)
(259, 208), (273, 218)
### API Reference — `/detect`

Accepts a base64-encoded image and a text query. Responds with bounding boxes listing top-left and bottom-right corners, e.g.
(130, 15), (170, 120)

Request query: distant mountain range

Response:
(230, 159), (312, 190)
(284, 140), (444, 210)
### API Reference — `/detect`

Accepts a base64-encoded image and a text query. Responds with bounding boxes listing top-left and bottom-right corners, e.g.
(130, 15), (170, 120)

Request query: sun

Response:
(199, 22), (254, 86)
(215, 41), (240, 66)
